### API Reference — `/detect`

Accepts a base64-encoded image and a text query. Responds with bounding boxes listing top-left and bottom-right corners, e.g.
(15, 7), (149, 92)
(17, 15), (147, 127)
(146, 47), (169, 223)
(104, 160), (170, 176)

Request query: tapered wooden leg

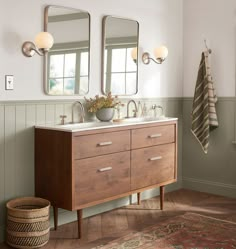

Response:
(77, 209), (83, 239)
(53, 206), (58, 230)
(137, 192), (141, 205)
(160, 186), (165, 210)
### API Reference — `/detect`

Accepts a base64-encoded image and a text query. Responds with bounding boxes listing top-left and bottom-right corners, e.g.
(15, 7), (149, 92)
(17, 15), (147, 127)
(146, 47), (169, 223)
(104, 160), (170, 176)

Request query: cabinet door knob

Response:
(97, 141), (113, 146)
(149, 156), (162, 161)
(98, 167), (113, 172)
(148, 134), (162, 138)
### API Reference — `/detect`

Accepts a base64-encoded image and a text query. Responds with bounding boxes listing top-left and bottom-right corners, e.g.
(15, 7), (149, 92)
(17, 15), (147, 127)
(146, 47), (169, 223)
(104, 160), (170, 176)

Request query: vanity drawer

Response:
(131, 125), (175, 149)
(74, 151), (130, 206)
(73, 130), (130, 159)
(131, 143), (175, 190)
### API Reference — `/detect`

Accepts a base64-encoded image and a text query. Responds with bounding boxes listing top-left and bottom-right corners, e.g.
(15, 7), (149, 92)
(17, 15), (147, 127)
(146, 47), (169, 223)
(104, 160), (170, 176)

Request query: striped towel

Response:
(191, 51), (218, 154)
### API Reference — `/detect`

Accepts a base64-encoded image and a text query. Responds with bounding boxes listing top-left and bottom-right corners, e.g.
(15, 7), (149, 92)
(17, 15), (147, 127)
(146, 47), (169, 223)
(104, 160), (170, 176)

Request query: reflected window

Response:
(48, 49), (88, 95)
(105, 45), (137, 95)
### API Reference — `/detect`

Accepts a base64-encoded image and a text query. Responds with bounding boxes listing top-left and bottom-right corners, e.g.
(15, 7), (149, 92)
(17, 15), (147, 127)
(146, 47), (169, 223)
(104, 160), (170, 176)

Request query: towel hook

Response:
(204, 39), (212, 54)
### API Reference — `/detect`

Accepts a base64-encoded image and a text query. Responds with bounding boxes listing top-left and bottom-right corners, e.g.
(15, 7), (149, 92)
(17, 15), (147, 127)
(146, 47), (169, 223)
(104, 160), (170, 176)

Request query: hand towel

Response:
(191, 51), (218, 154)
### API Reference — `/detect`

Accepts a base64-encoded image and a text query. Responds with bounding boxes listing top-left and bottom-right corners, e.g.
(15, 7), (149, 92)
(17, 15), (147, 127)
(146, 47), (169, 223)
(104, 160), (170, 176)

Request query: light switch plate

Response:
(5, 75), (14, 90)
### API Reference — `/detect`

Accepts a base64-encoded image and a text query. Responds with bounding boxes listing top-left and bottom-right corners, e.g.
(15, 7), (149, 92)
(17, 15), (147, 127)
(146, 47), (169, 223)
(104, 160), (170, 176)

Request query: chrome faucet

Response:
(126, 100), (138, 118)
(72, 101), (85, 123)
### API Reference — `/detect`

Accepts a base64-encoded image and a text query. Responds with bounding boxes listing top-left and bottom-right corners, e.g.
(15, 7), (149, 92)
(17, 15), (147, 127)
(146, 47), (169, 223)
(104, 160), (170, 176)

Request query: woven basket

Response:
(6, 197), (50, 249)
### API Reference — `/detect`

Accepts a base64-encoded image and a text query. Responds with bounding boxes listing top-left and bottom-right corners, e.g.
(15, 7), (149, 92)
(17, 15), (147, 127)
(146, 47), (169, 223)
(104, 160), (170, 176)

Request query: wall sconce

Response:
(22, 32), (54, 57)
(131, 47), (138, 63)
(142, 45), (168, 65)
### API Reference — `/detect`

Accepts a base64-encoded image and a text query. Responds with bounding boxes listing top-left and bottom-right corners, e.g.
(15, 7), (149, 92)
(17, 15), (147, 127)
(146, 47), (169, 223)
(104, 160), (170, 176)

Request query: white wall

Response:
(0, 0), (183, 101)
(183, 0), (236, 97)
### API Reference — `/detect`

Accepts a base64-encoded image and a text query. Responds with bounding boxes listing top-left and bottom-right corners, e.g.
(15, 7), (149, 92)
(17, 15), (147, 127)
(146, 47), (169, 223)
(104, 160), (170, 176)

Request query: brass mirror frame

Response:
(44, 5), (91, 96)
(101, 15), (139, 96)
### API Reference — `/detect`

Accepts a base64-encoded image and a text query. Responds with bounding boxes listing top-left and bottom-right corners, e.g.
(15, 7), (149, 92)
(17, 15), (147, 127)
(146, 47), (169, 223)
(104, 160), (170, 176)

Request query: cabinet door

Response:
(74, 151), (130, 207)
(73, 130), (130, 159)
(131, 143), (175, 190)
(131, 125), (175, 149)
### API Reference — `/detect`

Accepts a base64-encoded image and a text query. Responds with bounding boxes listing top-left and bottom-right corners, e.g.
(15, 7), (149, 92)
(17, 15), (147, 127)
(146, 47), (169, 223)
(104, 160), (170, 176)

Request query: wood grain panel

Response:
(131, 125), (175, 149)
(73, 130), (130, 159)
(35, 129), (73, 210)
(131, 143), (176, 190)
(74, 152), (130, 207)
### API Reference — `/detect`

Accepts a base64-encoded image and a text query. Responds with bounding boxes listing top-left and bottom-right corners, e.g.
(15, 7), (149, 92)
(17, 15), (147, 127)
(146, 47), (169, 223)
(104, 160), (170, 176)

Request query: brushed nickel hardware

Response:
(22, 32), (54, 57)
(72, 101), (85, 123)
(60, 115), (67, 125)
(142, 46), (168, 65)
(148, 134), (162, 138)
(127, 100), (138, 118)
(98, 167), (112, 172)
(97, 141), (113, 146)
(149, 156), (162, 161)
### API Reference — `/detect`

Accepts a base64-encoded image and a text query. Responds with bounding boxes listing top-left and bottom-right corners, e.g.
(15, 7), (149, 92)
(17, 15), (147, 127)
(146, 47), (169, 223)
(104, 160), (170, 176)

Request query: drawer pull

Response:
(98, 167), (113, 172)
(148, 134), (162, 138)
(97, 141), (113, 146)
(149, 156), (162, 161)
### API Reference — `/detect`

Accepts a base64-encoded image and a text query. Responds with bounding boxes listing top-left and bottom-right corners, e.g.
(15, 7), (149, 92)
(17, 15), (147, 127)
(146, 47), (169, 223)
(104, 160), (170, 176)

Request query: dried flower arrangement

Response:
(84, 92), (123, 113)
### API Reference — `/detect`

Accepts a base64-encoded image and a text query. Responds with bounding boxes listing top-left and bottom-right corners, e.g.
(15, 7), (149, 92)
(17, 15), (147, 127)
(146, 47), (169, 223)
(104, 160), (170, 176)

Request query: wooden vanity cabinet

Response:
(35, 120), (177, 238)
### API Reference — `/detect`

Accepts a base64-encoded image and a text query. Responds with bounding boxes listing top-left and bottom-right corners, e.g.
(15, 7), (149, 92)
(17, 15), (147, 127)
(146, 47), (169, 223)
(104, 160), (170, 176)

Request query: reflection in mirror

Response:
(102, 16), (139, 95)
(44, 6), (90, 95)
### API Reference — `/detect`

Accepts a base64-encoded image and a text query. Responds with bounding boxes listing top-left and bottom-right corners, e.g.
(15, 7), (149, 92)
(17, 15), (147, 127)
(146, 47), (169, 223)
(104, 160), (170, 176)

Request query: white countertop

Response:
(35, 116), (178, 133)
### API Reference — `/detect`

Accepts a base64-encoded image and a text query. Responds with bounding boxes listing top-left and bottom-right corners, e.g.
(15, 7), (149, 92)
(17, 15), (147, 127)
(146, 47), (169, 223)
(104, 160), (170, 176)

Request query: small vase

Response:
(96, 108), (114, 122)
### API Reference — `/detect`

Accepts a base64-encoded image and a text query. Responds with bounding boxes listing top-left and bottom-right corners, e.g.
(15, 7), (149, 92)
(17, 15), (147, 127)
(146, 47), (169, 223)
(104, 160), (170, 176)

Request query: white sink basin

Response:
(36, 116), (177, 132)
(114, 116), (168, 123)
(58, 121), (111, 129)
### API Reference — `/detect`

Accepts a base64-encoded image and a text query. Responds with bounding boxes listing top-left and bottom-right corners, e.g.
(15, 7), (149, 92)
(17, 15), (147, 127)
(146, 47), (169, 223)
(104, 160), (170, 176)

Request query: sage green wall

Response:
(182, 98), (236, 198)
(0, 98), (183, 243)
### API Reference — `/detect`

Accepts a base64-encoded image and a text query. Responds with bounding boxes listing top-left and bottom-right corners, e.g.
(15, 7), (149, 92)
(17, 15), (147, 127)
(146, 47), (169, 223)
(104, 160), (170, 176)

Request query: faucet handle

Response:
(132, 109), (138, 117)
(60, 115), (67, 125)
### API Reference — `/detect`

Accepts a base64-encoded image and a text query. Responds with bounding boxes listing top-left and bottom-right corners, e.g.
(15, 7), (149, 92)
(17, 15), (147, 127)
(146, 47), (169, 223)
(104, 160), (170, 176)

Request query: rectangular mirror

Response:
(102, 16), (139, 96)
(44, 5), (90, 95)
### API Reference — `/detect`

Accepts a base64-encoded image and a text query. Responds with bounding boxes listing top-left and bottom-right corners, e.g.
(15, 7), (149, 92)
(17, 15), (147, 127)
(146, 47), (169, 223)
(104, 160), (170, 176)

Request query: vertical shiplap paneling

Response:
(4, 105), (16, 201)
(45, 104), (55, 125)
(0, 106), (5, 226)
(25, 105), (37, 196)
(36, 104), (46, 125)
(64, 103), (73, 123)
(55, 104), (64, 125)
(15, 105), (27, 196)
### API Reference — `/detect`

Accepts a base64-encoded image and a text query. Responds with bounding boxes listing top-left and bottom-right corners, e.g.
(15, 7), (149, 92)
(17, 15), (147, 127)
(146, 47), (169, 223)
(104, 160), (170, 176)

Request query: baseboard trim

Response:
(49, 181), (182, 228)
(183, 177), (236, 198)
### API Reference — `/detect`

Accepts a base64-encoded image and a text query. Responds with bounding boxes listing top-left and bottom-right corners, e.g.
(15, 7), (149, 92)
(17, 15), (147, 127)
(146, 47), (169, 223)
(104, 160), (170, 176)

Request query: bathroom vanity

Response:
(35, 117), (178, 238)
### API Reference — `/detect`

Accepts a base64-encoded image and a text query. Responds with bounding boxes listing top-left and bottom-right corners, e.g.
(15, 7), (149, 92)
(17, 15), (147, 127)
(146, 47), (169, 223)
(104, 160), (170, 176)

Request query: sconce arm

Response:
(22, 41), (45, 57)
(149, 57), (162, 64)
(142, 52), (167, 65)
